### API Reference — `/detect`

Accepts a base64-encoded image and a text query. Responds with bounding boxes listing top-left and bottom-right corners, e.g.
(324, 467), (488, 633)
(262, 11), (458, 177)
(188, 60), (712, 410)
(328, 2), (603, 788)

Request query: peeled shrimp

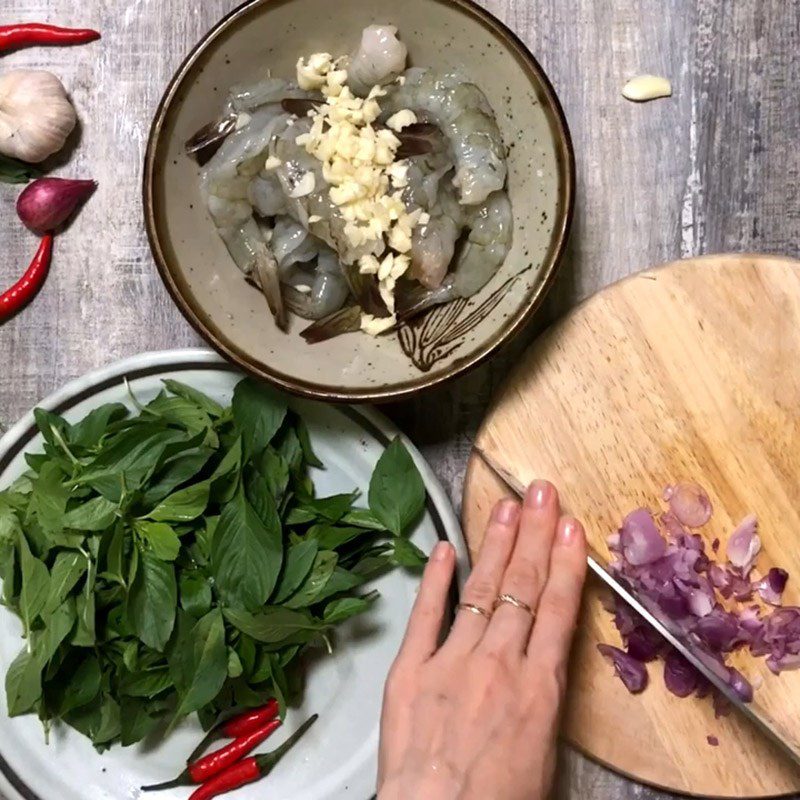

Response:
(248, 173), (287, 217)
(283, 248), (350, 320)
(348, 25), (408, 97)
(452, 190), (513, 297)
(271, 216), (320, 271)
(409, 182), (462, 289)
(383, 69), (507, 206)
(229, 77), (314, 113)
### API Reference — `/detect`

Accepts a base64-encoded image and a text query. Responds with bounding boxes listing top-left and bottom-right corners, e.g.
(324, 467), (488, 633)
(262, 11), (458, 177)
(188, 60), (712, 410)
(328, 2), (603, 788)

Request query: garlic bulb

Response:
(0, 70), (77, 162)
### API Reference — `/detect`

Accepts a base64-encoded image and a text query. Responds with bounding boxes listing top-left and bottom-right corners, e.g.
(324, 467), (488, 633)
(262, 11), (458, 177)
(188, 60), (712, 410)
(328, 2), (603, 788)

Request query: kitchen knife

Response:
(472, 443), (800, 767)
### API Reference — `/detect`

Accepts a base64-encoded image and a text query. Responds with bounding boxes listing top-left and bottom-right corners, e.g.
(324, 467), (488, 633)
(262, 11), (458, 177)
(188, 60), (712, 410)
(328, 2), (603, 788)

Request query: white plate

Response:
(0, 349), (465, 800)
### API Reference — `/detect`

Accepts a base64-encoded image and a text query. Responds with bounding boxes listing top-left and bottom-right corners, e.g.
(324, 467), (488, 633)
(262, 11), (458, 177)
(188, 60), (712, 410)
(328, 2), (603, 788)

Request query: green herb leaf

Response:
(179, 572), (212, 618)
(390, 537), (428, 568)
(0, 154), (41, 184)
(147, 480), (210, 523)
(72, 556), (97, 647)
(5, 647), (42, 716)
(69, 403), (128, 449)
(307, 523), (373, 550)
(231, 379), (287, 457)
(295, 416), (323, 468)
(223, 607), (321, 644)
(368, 437), (425, 535)
(323, 592), (378, 624)
(271, 540), (318, 603)
(162, 380), (225, 418)
(211, 490), (282, 611)
(136, 521), (181, 561)
(296, 492), (358, 523)
(19, 533), (50, 636)
(284, 551), (337, 609)
(120, 697), (163, 746)
(37, 597), (77, 664)
(29, 462), (68, 536)
(126, 550), (177, 651)
(120, 667), (173, 698)
(59, 655), (102, 715)
(227, 648), (243, 678)
(63, 495), (118, 531)
(171, 609), (228, 720)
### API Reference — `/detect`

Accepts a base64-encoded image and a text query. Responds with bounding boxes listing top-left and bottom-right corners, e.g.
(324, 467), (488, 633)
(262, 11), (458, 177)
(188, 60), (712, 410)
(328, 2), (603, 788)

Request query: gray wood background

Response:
(1, 0), (798, 797)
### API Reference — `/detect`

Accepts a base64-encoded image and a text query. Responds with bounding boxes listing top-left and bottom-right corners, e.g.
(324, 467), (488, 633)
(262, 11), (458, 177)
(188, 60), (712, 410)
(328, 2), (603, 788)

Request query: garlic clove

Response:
(622, 74), (673, 103)
(0, 70), (77, 162)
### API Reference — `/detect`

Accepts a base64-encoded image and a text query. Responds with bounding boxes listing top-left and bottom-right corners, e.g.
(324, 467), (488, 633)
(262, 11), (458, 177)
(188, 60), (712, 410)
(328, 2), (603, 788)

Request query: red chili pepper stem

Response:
(186, 700), (279, 762)
(0, 23), (100, 53)
(0, 235), (53, 323)
(187, 715), (318, 800)
(141, 718), (282, 792)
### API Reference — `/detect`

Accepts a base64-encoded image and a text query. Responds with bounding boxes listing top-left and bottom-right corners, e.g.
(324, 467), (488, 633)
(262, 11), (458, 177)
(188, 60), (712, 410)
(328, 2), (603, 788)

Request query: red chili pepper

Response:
(0, 235), (53, 322)
(0, 23), (100, 53)
(187, 715), (318, 800)
(141, 719), (282, 791)
(186, 700), (279, 761)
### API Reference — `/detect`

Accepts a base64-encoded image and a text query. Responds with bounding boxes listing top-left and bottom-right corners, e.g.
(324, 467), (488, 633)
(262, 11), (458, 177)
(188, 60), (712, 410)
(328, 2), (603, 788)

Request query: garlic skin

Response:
(0, 70), (77, 163)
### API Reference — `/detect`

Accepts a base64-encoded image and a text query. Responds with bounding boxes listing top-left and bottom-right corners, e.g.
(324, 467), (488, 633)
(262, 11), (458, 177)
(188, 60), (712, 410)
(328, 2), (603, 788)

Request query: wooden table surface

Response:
(1, 1), (798, 797)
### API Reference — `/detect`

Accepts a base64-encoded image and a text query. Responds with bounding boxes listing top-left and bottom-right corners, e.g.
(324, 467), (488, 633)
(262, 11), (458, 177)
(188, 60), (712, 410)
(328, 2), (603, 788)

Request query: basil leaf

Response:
(284, 551), (337, 609)
(227, 649), (243, 678)
(37, 597), (77, 664)
(162, 380), (224, 418)
(126, 550), (177, 651)
(296, 492), (358, 523)
(0, 153), (41, 184)
(368, 437), (425, 535)
(340, 507), (388, 530)
(63, 495), (118, 531)
(19, 533), (50, 636)
(254, 448), (290, 501)
(69, 403), (128, 449)
(311, 567), (365, 604)
(33, 408), (71, 450)
(29, 462), (68, 536)
(120, 667), (172, 698)
(120, 697), (162, 746)
(136, 521), (181, 561)
(5, 647), (42, 716)
(223, 607), (320, 644)
(72, 557), (97, 647)
(231, 379), (287, 457)
(211, 490), (282, 611)
(295, 415), (322, 468)
(92, 694), (122, 745)
(209, 437), (242, 503)
(147, 480), (209, 522)
(323, 592), (378, 624)
(307, 523), (373, 550)
(179, 572), (212, 618)
(142, 448), (213, 507)
(272, 540), (318, 603)
(275, 426), (303, 472)
(59, 655), (102, 715)
(171, 609), (228, 720)
(390, 537), (428, 568)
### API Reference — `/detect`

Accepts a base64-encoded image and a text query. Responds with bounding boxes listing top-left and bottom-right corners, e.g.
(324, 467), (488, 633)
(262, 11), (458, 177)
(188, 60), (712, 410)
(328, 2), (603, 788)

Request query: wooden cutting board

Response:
(462, 254), (800, 797)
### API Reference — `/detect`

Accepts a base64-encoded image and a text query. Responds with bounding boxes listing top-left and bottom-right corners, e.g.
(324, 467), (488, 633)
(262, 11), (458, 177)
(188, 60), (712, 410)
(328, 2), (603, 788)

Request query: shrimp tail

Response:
(254, 248), (288, 330)
(301, 305), (362, 343)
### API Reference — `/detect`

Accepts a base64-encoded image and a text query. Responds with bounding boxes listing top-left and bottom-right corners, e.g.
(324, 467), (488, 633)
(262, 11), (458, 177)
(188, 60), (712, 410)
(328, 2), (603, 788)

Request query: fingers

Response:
(527, 516), (587, 675)
(395, 540), (456, 664)
(441, 498), (519, 654)
(481, 481), (560, 653)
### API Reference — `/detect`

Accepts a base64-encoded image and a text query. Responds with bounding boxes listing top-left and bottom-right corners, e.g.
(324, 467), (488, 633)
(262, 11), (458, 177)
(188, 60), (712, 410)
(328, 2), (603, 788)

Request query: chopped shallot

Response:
(598, 482), (796, 714)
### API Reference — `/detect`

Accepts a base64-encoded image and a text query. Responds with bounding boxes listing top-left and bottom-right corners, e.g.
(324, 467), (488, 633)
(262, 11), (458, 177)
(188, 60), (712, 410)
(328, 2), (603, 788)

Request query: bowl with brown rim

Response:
(144, 0), (574, 403)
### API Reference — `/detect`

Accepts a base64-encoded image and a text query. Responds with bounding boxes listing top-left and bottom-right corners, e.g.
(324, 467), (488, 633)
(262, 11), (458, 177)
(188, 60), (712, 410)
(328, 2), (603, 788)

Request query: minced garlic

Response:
(294, 51), (424, 334)
(360, 313), (397, 336)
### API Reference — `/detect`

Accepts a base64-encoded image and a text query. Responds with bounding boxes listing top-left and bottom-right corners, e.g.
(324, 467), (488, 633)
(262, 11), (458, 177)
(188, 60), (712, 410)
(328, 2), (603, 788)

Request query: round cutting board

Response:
(463, 254), (800, 798)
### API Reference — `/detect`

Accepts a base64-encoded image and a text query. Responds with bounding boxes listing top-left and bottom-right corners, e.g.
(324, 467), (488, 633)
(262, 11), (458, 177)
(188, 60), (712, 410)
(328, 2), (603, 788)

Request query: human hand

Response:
(377, 481), (587, 800)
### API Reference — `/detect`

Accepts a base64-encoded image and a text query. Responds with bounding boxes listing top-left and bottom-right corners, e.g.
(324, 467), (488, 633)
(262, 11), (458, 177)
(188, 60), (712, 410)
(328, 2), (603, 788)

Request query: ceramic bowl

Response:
(144, 0), (574, 402)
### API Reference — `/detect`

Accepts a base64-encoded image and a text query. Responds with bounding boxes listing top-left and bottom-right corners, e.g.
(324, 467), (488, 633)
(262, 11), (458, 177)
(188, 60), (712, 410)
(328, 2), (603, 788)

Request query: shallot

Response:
(17, 177), (96, 233)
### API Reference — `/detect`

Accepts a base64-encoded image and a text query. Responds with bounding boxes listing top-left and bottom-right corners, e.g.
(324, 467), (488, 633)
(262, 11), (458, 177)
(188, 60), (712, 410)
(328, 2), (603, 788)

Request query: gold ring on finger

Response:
(494, 593), (535, 617)
(456, 602), (492, 620)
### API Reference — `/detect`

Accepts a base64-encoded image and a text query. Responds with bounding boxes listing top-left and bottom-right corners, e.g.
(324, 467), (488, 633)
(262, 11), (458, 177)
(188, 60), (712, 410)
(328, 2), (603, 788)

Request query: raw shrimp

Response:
(383, 69), (507, 205)
(398, 189), (512, 310)
(229, 77), (314, 113)
(271, 216), (320, 271)
(451, 190), (513, 297)
(347, 25), (408, 97)
(283, 248), (350, 320)
(248, 173), (287, 217)
(408, 182), (463, 289)
(200, 106), (290, 200)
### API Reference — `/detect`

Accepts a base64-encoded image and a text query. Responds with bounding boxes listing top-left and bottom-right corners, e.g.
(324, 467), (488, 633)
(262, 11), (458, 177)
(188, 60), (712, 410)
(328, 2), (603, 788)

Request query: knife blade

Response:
(472, 443), (800, 767)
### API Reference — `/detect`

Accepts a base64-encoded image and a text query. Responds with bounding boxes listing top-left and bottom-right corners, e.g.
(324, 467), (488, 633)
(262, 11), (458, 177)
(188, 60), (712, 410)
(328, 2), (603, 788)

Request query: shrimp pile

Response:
(195, 25), (513, 341)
